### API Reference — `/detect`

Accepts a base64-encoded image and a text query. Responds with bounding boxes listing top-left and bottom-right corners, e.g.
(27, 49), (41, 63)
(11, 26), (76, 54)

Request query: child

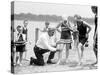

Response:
(15, 25), (26, 66)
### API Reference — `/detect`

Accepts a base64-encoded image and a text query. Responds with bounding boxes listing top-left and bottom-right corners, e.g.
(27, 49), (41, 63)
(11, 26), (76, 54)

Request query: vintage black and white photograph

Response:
(11, 1), (98, 74)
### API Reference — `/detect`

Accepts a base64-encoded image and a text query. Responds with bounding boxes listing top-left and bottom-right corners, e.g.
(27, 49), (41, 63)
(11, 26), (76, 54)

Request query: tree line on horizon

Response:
(11, 13), (94, 25)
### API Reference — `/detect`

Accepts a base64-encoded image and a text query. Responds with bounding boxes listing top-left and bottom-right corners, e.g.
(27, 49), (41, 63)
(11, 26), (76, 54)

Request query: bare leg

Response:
(16, 52), (20, 65)
(74, 39), (81, 65)
(24, 51), (27, 60)
(57, 44), (65, 64)
(81, 45), (84, 59)
(78, 43), (84, 65)
(65, 43), (70, 63)
(20, 52), (23, 65)
(24, 46), (27, 60)
(57, 50), (63, 64)
(74, 39), (77, 48)
(13, 46), (16, 65)
(76, 45), (81, 65)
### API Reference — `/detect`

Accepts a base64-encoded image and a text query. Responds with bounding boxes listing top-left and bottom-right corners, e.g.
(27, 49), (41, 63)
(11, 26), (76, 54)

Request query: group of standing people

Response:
(30, 6), (98, 66)
(11, 6), (98, 67)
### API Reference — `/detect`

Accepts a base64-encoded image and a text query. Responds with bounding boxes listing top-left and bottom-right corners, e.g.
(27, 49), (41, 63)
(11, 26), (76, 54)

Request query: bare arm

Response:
(84, 21), (92, 34)
(56, 23), (62, 33)
(67, 21), (74, 32)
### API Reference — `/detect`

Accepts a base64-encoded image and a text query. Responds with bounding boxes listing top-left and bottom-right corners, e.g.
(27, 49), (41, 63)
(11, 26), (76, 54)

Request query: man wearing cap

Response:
(30, 27), (59, 66)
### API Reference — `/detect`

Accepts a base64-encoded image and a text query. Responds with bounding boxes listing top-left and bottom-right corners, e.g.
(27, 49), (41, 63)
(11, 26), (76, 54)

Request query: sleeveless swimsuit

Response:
(60, 23), (72, 44)
(77, 21), (88, 45)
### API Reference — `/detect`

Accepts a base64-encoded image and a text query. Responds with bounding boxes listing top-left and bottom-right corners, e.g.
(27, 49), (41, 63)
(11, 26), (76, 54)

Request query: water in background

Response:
(14, 20), (95, 62)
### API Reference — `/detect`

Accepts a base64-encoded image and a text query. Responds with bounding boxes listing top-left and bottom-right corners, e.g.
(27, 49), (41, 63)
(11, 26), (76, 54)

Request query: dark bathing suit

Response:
(77, 21), (88, 45)
(61, 23), (71, 40)
(16, 34), (25, 52)
(60, 23), (72, 49)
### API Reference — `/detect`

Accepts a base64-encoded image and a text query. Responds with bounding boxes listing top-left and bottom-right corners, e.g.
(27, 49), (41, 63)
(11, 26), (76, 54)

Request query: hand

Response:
(86, 33), (89, 38)
(56, 49), (60, 52)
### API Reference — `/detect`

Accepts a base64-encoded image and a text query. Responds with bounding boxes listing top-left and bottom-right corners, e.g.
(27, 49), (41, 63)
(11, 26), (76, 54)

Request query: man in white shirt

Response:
(30, 27), (59, 66)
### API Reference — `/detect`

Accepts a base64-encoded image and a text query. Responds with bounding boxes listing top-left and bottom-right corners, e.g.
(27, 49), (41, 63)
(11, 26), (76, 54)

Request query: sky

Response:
(14, 1), (94, 18)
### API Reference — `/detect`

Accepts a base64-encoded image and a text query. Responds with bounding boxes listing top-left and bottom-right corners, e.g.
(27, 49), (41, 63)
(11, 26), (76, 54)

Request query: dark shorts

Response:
(61, 31), (71, 39)
(16, 45), (25, 52)
(31, 45), (55, 66)
(79, 35), (88, 45)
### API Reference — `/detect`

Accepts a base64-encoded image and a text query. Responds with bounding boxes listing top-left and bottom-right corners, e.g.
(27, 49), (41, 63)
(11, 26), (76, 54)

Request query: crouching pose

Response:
(30, 27), (59, 66)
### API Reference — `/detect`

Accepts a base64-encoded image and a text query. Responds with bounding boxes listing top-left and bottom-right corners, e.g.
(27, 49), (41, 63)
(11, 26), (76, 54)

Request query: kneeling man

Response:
(30, 27), (59, 66)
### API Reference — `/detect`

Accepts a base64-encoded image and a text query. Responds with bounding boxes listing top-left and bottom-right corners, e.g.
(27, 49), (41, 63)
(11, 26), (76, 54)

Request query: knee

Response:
(78, 43), (82, 48)
(81, 45), (84, 50)
(38, 59), (45, 66)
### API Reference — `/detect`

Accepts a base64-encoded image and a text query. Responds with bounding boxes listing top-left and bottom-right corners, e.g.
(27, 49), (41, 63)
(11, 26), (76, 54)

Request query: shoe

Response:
(91, 62), (97, 66)
(30, 57), (34, 65)
(47, 60), (56, 64)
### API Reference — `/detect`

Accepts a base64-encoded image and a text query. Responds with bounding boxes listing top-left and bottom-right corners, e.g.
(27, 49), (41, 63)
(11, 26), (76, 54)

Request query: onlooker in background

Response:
(72, 22), (80, 65)
(23, 20), (28, 40)
(23, 20), (28, 60)
(91, 6), (98, 65)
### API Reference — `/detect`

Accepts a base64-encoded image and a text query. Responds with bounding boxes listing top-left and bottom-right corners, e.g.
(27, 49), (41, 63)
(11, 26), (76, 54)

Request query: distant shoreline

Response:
(11, 13), (94, 25)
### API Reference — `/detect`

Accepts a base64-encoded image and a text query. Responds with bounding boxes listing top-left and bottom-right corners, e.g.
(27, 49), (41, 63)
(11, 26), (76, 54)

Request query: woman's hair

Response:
(91, 6), (97, 14)
(16, 25), (23, 31)
(74, 14), (81, 19)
